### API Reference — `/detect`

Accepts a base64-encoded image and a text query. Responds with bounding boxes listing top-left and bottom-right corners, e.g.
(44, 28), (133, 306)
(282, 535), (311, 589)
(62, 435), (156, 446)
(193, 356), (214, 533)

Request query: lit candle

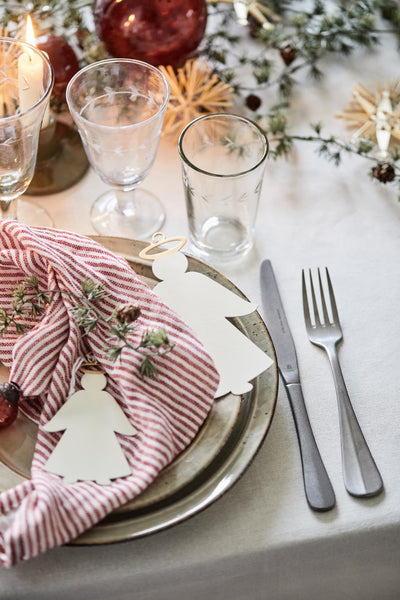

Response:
(18, 16), (50, 127)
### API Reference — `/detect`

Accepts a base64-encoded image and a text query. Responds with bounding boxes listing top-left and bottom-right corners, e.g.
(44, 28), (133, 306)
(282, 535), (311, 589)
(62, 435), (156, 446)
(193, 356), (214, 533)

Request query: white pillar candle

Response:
(18, 16), (50, 128)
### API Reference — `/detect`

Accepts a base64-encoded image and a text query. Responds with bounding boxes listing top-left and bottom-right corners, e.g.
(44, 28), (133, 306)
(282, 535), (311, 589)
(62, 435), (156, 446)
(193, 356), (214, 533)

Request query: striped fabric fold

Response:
(0, 220), (219, 567)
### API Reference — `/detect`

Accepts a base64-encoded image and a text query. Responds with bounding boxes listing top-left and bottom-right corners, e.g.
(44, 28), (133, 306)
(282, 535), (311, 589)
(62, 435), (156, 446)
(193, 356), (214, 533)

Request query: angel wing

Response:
(104, 395), (137, 436)
(42, 390), (87, 432)
(42, 390), (137, 436)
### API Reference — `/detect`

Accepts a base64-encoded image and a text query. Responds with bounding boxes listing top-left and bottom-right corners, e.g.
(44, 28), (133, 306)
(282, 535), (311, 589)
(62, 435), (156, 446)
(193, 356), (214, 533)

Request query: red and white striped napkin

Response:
(0, 220), (219, 567)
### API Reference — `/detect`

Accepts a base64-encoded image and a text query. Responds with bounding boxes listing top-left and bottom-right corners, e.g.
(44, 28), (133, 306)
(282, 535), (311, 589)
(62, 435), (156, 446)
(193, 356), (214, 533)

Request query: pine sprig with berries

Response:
(0, 276), (174, 378)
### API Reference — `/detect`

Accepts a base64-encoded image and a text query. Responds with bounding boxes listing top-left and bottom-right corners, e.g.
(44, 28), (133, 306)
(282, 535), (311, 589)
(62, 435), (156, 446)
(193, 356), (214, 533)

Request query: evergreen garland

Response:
(1, 0), (400, 193)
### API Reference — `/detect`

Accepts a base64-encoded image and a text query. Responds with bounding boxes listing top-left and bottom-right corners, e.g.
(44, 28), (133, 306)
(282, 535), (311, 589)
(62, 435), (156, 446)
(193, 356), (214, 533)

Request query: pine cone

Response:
(248, 15), (262, 38)
(115, 304), (141, 323)
(280, 44), (297, 66)
(245, 94), (262, 111)
(372, 162), (395, 183)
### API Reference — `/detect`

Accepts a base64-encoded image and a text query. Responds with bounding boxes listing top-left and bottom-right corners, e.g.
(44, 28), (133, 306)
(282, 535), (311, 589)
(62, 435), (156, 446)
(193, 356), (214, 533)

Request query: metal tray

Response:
(0, 236), (278, 544)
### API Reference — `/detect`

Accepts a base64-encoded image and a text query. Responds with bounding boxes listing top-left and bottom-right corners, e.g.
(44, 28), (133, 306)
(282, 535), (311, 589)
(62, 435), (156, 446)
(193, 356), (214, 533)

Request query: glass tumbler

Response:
(178, 113), (268, 260)
(0, 37), (54, 225)
(66, 58), (169, 239)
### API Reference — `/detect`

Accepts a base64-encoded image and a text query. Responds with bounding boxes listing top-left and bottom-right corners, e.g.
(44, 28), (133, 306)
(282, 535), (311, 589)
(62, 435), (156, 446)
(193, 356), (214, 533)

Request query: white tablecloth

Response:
(1, 32), (400, 600)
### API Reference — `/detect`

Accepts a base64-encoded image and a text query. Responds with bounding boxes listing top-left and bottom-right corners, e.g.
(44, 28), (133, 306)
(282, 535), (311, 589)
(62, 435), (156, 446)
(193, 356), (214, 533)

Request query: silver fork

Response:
(302, 268), (383, 498)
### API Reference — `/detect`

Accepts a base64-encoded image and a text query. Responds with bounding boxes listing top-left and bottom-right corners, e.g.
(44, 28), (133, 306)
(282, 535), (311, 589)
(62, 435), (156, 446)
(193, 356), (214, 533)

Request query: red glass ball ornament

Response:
(94, 0), (208, 67)
(0, 382), (21, 428)
(36, 35), (80, 104)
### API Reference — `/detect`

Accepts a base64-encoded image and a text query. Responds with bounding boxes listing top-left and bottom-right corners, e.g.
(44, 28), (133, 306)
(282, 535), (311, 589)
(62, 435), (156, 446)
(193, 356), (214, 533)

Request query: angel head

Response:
(152, 252), (188, 281)
(81, 372), (107, 391)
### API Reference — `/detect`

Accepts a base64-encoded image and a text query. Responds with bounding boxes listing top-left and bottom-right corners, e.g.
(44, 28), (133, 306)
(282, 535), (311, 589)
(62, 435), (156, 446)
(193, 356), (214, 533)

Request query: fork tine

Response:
(308, 269), (321, 326)
(318, 268), (330, 325)
(325, 268), (340, 325)
(302, 269), (312, 329)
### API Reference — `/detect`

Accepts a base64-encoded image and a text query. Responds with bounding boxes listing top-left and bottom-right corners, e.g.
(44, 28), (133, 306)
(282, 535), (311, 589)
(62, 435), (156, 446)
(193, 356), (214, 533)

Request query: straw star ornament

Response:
(206, 0), (280, 30)
(336, 81), (400, 158)
(159, 59), (235, 138)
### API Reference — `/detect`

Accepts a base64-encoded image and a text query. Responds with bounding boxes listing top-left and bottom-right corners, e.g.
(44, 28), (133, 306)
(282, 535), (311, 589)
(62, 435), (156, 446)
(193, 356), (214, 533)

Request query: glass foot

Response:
(27, 121), (89, 195)
(16, 199), (54, 227)
(90, 188), (165, 239)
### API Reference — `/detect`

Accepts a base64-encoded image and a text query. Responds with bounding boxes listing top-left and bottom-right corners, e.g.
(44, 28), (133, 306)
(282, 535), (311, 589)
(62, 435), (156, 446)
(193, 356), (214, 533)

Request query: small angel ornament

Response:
(140, 233), (273, 398)
(43, 369), (136, 485)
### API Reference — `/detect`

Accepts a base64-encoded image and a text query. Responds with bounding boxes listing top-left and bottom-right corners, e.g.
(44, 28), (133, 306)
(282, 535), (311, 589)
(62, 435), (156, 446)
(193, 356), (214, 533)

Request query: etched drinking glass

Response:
(66, 58), (170, 239)
(179, 113), (269, 261)
(0, 37), (54, 225)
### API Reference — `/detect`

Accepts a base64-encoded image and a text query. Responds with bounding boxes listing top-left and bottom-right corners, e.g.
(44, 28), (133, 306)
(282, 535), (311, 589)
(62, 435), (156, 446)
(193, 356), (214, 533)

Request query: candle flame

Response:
(25, 16), (36, 47)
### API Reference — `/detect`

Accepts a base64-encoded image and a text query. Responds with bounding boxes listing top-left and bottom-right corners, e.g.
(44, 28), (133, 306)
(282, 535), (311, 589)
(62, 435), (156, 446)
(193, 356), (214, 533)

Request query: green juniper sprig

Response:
(0, 0), (107, 69)
(0, 1), (398, 98)
(200, 1), (400, 194)
(0, 275), (49, 335)
(203, 1), (383, 100)
(266, 119), (400, 190)
(0, 276), (174, 378)
(2, 0), (400, 193)
(107, 307), (173, 378)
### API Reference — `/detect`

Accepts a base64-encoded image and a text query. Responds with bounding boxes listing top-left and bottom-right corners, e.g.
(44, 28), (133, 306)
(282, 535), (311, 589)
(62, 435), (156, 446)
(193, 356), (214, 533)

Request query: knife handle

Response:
(285, 383), (336, 512)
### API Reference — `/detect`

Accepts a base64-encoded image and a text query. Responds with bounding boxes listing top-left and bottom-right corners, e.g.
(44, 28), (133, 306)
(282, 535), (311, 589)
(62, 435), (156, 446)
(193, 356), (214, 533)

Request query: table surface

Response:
(1, 30), (400, 600)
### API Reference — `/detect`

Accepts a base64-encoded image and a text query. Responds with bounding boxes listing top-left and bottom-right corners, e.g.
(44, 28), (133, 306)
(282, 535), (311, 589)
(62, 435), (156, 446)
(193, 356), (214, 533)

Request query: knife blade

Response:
(260, 260), (335, 512)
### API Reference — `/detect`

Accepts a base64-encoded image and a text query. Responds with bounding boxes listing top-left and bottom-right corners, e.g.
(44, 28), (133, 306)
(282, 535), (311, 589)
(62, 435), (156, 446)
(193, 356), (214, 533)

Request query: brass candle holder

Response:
(27, 115), (89, 195)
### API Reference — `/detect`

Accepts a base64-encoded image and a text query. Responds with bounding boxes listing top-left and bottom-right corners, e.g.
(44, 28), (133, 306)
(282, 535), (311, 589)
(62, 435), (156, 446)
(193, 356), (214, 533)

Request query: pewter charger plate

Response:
(0, 236), (278, 545)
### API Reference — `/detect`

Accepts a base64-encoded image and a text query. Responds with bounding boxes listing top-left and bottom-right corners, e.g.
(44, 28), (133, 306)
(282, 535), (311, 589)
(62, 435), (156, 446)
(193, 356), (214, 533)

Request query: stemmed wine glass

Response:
(66, 59), (170, 239)
(0, 37), (54, 225)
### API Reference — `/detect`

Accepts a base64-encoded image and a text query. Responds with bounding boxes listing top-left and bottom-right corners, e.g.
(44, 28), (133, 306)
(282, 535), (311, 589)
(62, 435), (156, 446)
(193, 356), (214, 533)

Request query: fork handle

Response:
(326, 348), (384, 498)
(285, 383), (336, 511)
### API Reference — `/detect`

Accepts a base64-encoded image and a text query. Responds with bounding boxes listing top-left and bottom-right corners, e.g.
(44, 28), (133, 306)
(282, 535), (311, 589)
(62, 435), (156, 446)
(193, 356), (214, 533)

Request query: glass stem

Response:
(0, 198), (18, 221)
(115, 188), (137, 217)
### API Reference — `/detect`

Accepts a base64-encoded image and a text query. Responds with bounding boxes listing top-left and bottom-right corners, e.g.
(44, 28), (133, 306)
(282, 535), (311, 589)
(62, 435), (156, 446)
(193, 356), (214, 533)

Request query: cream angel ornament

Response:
(140, 233), (273, 398)
(43, 368), (136, 485)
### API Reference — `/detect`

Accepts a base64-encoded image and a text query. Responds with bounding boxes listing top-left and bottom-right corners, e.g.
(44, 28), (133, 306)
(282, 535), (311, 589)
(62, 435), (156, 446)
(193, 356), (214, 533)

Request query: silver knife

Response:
(260, 260), (336, 512)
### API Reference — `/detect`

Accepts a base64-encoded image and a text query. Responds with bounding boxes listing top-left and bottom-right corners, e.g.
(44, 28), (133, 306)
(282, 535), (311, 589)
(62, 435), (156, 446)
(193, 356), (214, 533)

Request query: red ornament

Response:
(94, 0), (208, 67)
(36, 35), (80, 104)
(0, 382), (21, 428)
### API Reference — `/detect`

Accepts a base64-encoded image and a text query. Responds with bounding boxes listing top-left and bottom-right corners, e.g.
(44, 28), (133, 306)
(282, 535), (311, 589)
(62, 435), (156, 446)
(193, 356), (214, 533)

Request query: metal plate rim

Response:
(71, 236), (278, 544)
